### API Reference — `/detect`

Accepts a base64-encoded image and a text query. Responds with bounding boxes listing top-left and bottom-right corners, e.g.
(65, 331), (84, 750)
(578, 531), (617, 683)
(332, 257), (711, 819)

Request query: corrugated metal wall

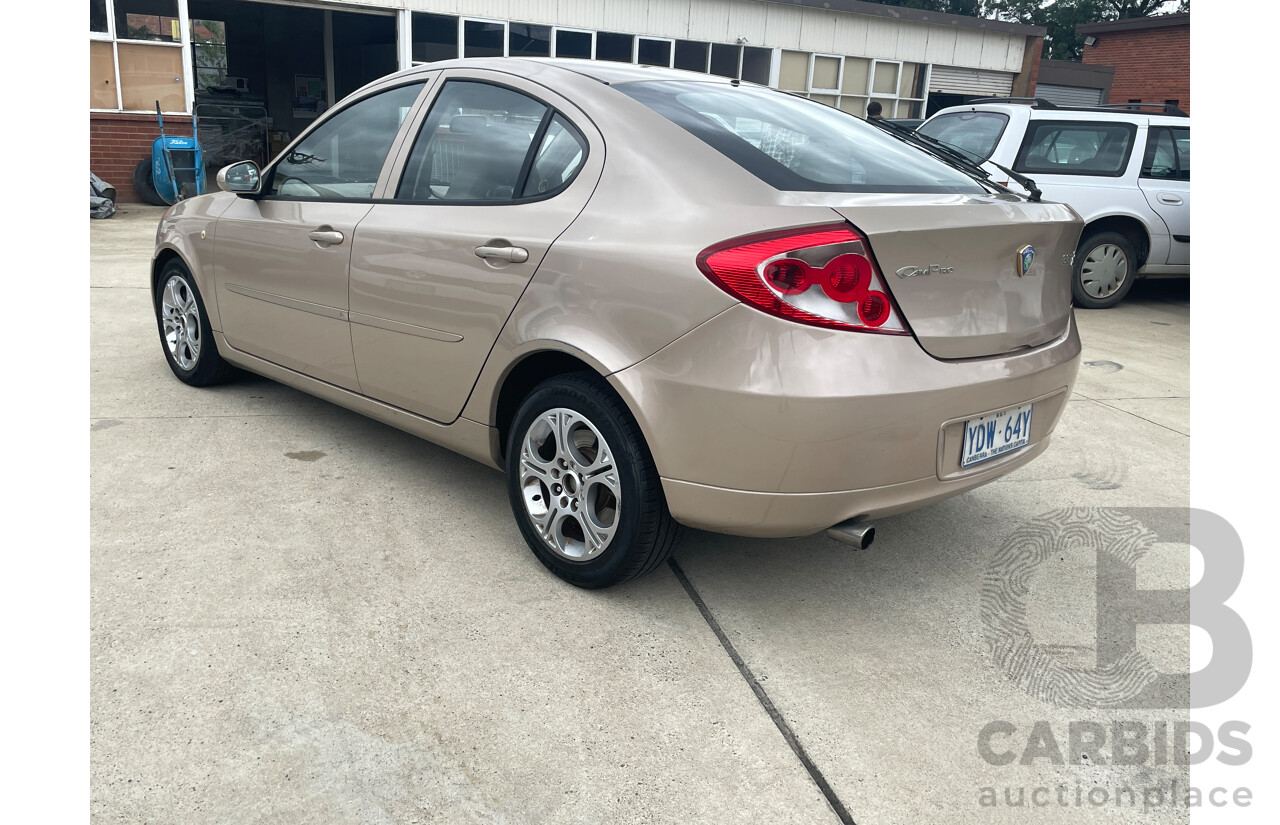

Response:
(394, 0), (1028, 73)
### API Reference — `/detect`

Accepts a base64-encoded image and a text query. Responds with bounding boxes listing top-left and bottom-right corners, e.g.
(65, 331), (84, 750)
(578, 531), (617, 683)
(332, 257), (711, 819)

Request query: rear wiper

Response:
(869, 118), (1042, 202)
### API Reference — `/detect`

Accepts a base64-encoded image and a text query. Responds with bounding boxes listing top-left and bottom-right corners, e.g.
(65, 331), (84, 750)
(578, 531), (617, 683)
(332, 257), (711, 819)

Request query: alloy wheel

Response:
(161, 275), (202, 370)
(518, 408), (621, 562)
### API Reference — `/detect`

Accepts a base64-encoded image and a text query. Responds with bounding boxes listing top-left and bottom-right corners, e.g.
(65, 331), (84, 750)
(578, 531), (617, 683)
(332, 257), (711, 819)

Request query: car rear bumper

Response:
(607, 304), (1081, 537)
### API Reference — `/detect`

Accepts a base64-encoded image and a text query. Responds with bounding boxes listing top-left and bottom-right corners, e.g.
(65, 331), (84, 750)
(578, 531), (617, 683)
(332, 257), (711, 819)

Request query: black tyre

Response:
(133, 159), (169, 207)
(506, 372), (682, 589)
(1072, 231), (1137, 309)
(154, 259), (235, 386)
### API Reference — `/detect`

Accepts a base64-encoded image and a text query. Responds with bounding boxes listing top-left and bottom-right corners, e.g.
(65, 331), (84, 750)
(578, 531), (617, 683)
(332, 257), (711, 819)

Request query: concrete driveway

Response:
(92, 206), (1190, 824)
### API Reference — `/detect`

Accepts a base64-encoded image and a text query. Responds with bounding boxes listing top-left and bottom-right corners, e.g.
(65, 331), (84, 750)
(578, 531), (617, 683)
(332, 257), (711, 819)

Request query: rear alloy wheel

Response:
(1073, 231), (1137, 309)
(506, 373), (681, 588)
(154, 260), (235, 386)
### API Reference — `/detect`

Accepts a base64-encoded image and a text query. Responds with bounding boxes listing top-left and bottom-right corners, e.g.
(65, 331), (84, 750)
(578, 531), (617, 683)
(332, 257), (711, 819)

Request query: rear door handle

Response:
(1157, 193), (1184, 206)
(308, 228), (345, 245)
(474, 245), (529, 263)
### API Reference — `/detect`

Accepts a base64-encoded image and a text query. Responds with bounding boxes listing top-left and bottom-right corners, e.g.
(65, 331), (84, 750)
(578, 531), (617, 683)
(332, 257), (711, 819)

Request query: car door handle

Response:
(1157, 193), (1184, 206)
(474, 245), (529, 263)
(308, 228), (345, 245)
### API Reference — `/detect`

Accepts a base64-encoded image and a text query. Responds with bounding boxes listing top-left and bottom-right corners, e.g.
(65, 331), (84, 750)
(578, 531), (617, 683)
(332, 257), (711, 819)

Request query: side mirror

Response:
(216, 161), (262, 195)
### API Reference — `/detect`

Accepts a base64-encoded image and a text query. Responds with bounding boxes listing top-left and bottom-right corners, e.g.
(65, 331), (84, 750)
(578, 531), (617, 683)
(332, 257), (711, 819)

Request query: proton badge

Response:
(1016, 244), (1035, 277)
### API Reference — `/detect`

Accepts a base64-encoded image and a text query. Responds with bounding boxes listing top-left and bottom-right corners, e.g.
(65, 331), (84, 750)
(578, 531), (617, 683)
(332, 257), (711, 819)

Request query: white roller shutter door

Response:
(1035, 83), (1105, 107)
(929, 65), (1015, 96)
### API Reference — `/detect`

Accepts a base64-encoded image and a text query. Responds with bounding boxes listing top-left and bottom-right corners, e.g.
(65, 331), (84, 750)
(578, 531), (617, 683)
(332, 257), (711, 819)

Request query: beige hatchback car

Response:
(153, 59), (1082, 588)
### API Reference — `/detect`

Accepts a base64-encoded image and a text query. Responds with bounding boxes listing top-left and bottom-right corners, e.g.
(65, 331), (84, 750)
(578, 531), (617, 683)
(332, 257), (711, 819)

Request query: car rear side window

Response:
(916, 111), (1009, 162)
(268, 82), (425, 199)
(396, 81), (586, 203)
(521, 115), (587, 198)
(615, 80), (985, 194)
(1014, 120), (1137, 177)
(1142, 126), (1189, 181)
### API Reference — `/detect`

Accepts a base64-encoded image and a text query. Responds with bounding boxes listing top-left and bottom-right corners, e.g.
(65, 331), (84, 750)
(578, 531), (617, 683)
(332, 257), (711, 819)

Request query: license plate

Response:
(961, 403), (1034, 468)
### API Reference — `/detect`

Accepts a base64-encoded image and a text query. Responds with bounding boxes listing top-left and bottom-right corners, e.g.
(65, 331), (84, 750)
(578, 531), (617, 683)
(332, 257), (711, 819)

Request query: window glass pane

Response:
(90, 41), (117, 108)
(809, 94), (837, 107)
(872, 61), (898, 95)
(778, 50), (808, 92)
(1172, 127), (1189, 179)
(616, 80), (986, 194)
(710, 43), (739, 78)
(116, 0), (180, 42)
(899, 62), (923, 99)
(270, 82), (423, 199)
(555, 29), (591, 59)
(464, 20), (505, 58)
(674, 41), (708, 73)
(637, 39), (672, 67)
(841, 57), (869, 95)
(192, 20), (227, 90)
(522, 115), (588, 197)
(596, 32), (633, 63)
(741, 47), (771, 85)
(838, 96), (865, 117)
(870, 97), (895, 117)
(509, 23), (551, 57)
(397, 81), (547, 202)
(811, 56), (840, 91)
(118, 42), (185, 110)
(1141, 128), (1178, 179)
(91, 0), (108, 33)
(1015, 121), (1135, 175)
(897, 100), (922, 119)
(413, 13), (457, 62)
(917, 111), (1009, 161)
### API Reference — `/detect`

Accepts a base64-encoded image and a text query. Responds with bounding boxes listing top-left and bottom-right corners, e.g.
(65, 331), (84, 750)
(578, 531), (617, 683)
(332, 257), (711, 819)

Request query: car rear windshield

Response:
(614, 81), (986, 194)
(916, 111), (1009, 162)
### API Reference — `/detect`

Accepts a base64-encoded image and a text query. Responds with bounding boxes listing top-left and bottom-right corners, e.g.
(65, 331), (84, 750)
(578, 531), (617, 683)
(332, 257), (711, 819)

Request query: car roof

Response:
(389, 57), (738, 87)
(929, 102), (1190, 126)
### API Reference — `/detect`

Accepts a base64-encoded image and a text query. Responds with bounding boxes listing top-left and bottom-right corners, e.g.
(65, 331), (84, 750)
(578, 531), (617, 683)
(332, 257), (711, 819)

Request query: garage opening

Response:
(186, 0), (397, 174)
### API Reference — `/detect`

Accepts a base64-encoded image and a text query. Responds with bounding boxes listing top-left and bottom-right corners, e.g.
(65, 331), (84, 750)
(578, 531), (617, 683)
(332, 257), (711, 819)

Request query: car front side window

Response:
(268, 82), (426, 200)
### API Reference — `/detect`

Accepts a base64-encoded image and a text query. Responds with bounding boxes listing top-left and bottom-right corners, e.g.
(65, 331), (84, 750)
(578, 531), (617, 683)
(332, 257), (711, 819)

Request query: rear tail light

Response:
(696, 224), (908, 334)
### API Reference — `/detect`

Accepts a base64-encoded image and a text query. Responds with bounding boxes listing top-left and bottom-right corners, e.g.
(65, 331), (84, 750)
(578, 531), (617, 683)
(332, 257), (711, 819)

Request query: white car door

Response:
(1137, 125), (1190, 268)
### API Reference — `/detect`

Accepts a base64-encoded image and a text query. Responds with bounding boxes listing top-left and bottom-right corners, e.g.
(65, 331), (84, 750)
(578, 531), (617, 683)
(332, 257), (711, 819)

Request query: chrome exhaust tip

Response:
(825, 519), (876, 550)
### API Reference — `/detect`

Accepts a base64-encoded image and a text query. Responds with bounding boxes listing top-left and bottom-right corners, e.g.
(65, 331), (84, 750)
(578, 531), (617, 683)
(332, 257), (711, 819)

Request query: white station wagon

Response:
(918, 99), (1190, 308)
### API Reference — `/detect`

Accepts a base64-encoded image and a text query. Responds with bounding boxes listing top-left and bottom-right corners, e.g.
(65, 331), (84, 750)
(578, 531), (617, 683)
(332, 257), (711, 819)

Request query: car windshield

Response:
(916, 111), (1010, 163)
(614, 80), (987, 194)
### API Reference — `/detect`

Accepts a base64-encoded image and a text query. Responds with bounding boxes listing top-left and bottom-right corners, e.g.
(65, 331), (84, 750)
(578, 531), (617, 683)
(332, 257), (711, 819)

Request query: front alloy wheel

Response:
(161, 274), (202, 370)
(153, 259), (234, 386)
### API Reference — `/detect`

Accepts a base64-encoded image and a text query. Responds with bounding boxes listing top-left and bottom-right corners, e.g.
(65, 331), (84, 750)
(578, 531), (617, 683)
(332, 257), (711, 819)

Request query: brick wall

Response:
(1081, 24), (1189, 113)
(90, 112), (194, 204)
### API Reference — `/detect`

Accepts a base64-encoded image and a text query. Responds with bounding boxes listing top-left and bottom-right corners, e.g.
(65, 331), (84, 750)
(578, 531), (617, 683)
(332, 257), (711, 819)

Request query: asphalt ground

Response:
(92, 205), (1191, 824)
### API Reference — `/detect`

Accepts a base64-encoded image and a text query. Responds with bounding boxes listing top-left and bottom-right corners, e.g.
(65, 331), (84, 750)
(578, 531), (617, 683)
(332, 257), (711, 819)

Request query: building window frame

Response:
(90, 0), (193, 115)
(635, 35), (676, 68)
(459, 16), (509, 59)
(551, 26), (595, 59)
(807, 53), (844, 96)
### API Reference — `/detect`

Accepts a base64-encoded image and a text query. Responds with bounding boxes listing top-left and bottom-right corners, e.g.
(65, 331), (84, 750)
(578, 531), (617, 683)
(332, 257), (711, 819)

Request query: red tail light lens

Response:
(696, 224), (908, 334)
